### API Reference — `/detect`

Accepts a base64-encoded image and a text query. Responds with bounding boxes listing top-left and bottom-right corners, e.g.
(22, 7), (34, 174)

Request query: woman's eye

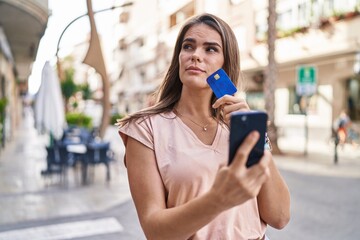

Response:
(182, 44), (193, 50)
(207, 47), (218, 52)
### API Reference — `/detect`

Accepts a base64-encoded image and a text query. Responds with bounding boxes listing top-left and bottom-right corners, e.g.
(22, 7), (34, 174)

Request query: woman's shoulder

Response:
(126, 110), (176, 129)
(147, 111), (177, 127)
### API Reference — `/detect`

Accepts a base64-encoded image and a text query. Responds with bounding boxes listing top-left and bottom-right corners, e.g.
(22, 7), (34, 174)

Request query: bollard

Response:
(334, 133), (339, 164)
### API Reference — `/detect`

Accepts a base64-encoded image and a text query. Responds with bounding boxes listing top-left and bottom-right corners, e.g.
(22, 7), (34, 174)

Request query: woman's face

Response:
(179, 24), (224, 90)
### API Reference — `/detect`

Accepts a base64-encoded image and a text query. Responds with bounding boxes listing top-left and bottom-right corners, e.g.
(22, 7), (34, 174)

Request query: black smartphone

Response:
(229, 111), (268, 167)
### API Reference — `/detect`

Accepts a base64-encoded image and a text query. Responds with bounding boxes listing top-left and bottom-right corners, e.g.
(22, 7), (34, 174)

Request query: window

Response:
(255, 8), (268, 42)
(246, 91), (265, 111)
(233, 26), (247, 51)
(136, 37), (144, 47)
(277, 0), (313, 31)
(169, 1), (195, 27)
(347, 78), (360, 121)
(229, 0), (245, 5)
(288, 87), (317, 115)
(277, 9), (293, 30)
(323, 0), (360, 17)
(297, 1), (311, 27)
(118, 39), (127, 50)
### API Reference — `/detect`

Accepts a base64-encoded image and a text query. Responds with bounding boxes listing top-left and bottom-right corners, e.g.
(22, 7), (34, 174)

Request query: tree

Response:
(265, 0), (282, 154)
(79, 83), (92, 100)
(61, 68), (77, 113)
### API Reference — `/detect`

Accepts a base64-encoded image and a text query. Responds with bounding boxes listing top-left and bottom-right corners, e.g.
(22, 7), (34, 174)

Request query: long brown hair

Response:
(117, 13), (240, 126)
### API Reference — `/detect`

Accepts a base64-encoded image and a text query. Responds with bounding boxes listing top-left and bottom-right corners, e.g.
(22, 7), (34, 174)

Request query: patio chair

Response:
(41, 143), (75, 184)
(83, 142), (114, 183)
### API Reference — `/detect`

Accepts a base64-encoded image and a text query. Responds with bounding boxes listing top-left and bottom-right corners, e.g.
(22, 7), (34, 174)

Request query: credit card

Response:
(206, 68), (237, 98)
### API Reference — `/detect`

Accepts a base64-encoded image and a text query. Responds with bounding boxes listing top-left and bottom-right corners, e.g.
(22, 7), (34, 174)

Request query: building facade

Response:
(242, 0), (360, 142)
(111, 0), (360, 143)
(0, 0), (49, 146)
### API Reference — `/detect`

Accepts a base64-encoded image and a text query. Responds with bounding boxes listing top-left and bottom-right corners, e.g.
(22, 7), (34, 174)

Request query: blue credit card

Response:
(206, 68), (237, 98)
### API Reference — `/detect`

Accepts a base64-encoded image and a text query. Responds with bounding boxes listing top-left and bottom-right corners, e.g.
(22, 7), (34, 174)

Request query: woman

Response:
(117, 13), (290, 240)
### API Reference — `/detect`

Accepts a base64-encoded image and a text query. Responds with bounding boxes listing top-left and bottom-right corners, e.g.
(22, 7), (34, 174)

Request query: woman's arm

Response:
(257, 154), (291, 229)
(126, 131), (270, 240)
(213, 95), (291, 229)
(126, 136), (223, 240)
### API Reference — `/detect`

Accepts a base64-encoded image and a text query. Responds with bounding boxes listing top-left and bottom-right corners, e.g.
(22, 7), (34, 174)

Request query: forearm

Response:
(141, 191), (223, 240)
(257, 156), (290, 229)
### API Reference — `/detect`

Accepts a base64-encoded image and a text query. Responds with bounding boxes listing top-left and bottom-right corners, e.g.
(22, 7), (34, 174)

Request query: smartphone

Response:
(228, 111), (268, 167)
(207, 68), (237, 98)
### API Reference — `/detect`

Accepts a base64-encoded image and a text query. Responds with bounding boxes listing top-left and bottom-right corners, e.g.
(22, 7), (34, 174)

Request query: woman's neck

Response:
(176, 92), (213, 117)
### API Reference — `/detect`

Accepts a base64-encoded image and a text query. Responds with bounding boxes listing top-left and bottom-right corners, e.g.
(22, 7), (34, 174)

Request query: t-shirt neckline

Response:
(169, 111), (222, 149)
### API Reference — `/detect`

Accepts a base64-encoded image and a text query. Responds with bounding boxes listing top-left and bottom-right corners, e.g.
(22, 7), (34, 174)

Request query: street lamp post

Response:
(55, 1), (132, 138)
(55, 2), (133, 59)
(55, 2), (133, 80)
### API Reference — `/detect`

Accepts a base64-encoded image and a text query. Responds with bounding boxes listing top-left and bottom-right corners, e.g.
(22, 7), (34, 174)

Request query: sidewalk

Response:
(276, 136), (360, 178)
(0, 110), (359, 228)
(0, 109), (130, 226)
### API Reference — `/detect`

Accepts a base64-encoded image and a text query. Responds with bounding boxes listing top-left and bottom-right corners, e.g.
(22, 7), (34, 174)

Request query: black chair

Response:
(41, 143), (75, 184)
(82, 142), (114, 183)
(41, 146), (62, 175)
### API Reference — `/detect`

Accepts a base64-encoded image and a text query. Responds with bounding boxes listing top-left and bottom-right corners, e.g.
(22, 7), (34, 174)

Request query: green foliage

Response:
(331, 10), (345, 20)
(72, 101), (79, 110)
(61, 69), (77, 99)
(78, 83), (92, 100)
(111, 113), (125, 125)
(66, 112), (93, 129)
(277, 26), (308, 38)
(0, 98), (7, 113)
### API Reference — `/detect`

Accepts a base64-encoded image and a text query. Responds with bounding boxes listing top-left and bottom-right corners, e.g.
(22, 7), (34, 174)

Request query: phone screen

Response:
(229, 111), (268, 167)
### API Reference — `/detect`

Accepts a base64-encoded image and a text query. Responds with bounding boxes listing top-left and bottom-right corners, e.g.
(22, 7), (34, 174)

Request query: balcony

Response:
(0, 0), (49, 82)
(243, 13), (360, 71)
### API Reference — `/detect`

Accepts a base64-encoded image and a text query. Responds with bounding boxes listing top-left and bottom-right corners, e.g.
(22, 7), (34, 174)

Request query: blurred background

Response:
(1, 0), (360, 152)
(0, 0), (359, 239)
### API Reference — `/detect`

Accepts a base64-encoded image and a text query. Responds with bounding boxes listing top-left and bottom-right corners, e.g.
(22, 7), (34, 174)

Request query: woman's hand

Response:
(212, 95), (250, 125)
(209, 131), (270, 210)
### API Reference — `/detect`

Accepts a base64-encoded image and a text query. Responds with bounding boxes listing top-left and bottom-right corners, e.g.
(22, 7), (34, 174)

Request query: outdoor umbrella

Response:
(34, 61), (66, 143)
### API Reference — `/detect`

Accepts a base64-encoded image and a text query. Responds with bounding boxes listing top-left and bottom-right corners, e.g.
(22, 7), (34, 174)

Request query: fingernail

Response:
(252, 131), (259, 139)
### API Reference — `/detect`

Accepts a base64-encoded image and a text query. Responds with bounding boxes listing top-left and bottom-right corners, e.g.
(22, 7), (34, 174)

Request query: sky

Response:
(28, 0), (121, 95)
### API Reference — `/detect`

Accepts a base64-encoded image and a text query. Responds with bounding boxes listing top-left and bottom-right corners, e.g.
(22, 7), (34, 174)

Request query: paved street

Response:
(0, 109), (359, 239)
(267, 168), (360, 239)
(268, 138), (360, 239)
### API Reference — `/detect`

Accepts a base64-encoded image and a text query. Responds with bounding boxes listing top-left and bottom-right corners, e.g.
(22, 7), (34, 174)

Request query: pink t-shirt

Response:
(118, 111), (266, 240)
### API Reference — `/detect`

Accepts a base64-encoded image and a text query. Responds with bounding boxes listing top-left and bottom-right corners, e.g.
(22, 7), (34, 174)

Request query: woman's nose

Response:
(191, 51), (201, 62)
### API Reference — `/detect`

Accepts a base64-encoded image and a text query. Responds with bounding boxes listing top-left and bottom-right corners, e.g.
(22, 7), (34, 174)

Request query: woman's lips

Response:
(186, 66), (205, 73)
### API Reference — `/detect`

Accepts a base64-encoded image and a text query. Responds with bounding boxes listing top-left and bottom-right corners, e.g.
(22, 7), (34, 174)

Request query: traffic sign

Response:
(296, 65), (317, 96)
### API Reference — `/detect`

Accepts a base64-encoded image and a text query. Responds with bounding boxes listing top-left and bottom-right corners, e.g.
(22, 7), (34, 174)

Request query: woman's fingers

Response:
(212, 95), (250, 123)
(212, 95), (246, 109)
(222, 102), (250, 122)
(230, 132), (271, 196)
(230, 131), (259, 169)
(212, 139), (271, 208)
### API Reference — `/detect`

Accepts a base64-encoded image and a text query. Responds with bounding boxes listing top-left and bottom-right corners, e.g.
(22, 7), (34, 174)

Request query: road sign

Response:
(296, 65), (317, 96)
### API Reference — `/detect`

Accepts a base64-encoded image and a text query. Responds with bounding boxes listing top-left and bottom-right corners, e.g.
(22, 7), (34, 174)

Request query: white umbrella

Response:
(35, 61), (66, 141)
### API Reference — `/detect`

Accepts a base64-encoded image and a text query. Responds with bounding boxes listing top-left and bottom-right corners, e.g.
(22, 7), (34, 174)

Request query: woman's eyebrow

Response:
(182, 38), (222, 48)
(182, 37), (195, 43)
(204, 41), (222, 48)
